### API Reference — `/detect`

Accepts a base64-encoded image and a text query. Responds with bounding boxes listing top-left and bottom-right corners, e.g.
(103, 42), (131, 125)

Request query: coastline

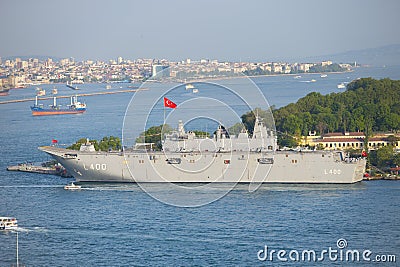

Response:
(364, 175), (400, 181)
(174, 69), (354, 83)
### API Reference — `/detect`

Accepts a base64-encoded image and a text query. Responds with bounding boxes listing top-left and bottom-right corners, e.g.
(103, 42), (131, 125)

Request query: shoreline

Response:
(3, 69), (355, 90)
(364, 175), (400, 181)
(174, 69), (354, 83)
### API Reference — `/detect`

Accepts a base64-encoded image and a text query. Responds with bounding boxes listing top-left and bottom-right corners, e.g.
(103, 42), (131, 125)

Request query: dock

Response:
(0, 88), (148, 105)
(363, 175), (400, 181)
(7, 161), (72, 177)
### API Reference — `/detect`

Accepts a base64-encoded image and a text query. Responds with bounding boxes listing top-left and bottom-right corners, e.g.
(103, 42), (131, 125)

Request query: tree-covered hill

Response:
(273, 78), (400, 137)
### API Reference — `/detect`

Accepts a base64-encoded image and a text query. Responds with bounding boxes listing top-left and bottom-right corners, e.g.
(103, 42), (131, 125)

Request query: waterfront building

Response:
(321, 60), (333, 66)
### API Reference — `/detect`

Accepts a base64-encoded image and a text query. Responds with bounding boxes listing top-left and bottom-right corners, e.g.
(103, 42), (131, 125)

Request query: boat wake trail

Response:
(15, 227), (49, 233)
(80, 186), (137, 192)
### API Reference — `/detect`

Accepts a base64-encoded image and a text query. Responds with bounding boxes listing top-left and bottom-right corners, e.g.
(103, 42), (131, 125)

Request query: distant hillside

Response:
(272, 78), (400, 138)
(301, 44), (400, 67)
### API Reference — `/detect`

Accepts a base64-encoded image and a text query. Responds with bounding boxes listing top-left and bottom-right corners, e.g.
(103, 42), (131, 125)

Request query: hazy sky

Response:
(1, 0), (399, 61)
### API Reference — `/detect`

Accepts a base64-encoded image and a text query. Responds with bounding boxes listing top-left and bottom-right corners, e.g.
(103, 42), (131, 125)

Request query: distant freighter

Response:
(39, 116), (366, 183)
(31, 95), (86, 116)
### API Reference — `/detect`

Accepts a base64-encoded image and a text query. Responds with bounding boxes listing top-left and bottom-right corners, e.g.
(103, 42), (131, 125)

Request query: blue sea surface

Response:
(0, 66), (399, 266)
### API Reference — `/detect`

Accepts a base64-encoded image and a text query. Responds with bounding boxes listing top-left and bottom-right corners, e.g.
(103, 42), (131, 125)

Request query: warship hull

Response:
(39, 146), (366, 183)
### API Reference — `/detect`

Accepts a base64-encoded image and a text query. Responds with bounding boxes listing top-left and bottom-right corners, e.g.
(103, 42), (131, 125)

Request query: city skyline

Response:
(1, 0), (400, 61)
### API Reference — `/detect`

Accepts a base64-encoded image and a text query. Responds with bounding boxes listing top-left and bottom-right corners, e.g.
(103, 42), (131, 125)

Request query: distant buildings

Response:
(0, 56), (351, 87)
(151, 64), (170, 78)
(301, 131), (400, 151)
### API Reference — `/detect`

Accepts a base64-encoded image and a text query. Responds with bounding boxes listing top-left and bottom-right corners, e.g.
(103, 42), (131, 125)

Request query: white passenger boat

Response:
(64, 182), (82, 190)
(0, 217), (18, 230)
(185, 84), (195, 90)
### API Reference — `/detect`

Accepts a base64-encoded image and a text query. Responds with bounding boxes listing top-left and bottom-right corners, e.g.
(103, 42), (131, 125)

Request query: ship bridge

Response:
(162, 117), (277, 153)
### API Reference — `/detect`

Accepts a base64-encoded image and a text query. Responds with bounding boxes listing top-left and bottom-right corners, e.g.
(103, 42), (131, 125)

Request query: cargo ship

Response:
(39, 116), (366, 183)
(31, 95), (86, 116)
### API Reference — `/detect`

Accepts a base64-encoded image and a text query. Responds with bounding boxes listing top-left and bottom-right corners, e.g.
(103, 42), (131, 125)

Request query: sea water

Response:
(0, 66), (399, 266)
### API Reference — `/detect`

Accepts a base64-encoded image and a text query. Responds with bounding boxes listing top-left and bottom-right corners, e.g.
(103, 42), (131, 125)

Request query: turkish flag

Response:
(52, 139), (58, 143)
(164, 97), (177, 109)
(361, 151), (368, 157)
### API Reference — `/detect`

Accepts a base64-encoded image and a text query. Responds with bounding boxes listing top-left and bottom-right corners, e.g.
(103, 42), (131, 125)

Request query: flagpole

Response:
(163, 104), (166, 125)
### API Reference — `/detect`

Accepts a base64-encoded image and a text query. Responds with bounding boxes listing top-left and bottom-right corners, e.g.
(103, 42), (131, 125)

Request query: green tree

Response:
(67, 138), (99, 151)
(98, 136), (121, 151)
(393, 153), (400, 167)
(376, 145), (395, 168)
(228, 122), (246, 136)
(273, 78), (400, 135)
(136, 124), (173, 150)
(277, 133), (298, 147)
(192, 130), (210, 138)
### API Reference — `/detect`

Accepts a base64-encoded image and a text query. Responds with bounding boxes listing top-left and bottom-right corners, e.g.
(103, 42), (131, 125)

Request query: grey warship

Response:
(39, 116), (366, 183)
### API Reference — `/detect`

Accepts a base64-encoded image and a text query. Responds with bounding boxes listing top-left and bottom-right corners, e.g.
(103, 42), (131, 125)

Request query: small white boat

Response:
(310, 79), (317, 82)
(294, 75), (302, 79)
(0, 217), (18, 230)
(64, 182), (82, 190)
(185, 84), (194, 90)
(36, 87), (46, 96)
(337, 83), (346, 89)
(106, 85), (112, 89)
(192, 88), (199, 93)
(320, 74), (328, 78)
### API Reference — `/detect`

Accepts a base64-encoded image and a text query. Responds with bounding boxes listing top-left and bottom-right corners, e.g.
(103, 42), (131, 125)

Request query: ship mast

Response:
(52, 87), (57, 107)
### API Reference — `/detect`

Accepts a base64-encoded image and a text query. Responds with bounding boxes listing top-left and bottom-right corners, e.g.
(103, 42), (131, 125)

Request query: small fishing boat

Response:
(185, 84), (195, 90)
(64, 182), (82, 190)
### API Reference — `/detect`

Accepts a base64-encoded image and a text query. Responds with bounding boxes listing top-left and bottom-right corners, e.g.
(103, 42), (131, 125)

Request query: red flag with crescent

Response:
(164, 97), (177, 109)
